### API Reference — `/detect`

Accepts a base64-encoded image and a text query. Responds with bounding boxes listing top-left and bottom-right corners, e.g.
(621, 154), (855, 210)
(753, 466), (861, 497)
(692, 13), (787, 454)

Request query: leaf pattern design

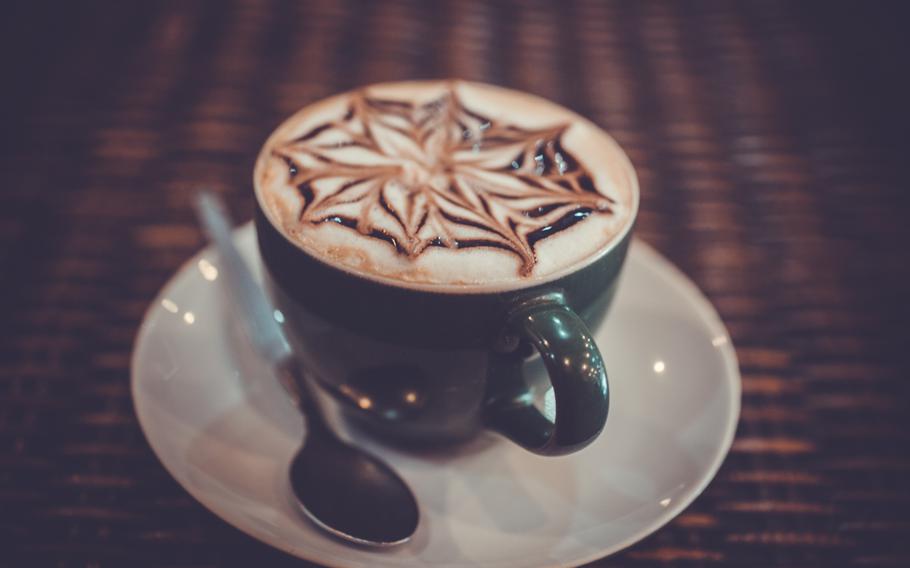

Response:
(271, 85), (616, 276)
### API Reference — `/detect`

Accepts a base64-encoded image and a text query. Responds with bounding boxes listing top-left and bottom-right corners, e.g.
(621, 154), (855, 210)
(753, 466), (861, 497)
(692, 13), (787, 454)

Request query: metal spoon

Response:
(195, 191), (419, 547)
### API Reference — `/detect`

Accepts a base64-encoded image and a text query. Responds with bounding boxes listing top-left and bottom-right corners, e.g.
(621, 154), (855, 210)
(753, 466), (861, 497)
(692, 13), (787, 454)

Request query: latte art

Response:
(256, 81), (637, 289)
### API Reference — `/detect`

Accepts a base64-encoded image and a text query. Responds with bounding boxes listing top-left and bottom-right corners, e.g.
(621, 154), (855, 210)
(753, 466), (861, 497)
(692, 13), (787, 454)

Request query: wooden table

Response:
(2, 1), (908, 566)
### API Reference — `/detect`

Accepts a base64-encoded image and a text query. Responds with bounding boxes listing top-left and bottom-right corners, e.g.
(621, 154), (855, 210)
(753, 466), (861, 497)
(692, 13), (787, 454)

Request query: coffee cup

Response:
(253, 80), (638, 456)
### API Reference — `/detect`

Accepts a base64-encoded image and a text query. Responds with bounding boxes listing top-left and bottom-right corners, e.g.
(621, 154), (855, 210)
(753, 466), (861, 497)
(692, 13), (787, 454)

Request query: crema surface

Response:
(255, 81), (638, 290)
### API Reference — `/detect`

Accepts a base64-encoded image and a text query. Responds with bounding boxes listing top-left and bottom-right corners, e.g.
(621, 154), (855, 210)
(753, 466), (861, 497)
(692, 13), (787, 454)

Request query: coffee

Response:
(255, 81), (637, 290)
(254, 81), (635, 454)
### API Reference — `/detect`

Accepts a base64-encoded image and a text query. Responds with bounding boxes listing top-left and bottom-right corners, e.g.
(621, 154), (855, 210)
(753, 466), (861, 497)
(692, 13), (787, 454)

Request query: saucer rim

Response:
(131, 222), (741, 568)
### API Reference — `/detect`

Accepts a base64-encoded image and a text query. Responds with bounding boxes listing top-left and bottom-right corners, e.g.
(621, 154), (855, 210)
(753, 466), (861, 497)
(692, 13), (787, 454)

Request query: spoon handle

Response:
(194, 190), (330, 432)
(274, 357), (332, 436)
(195, 191), (291, 364)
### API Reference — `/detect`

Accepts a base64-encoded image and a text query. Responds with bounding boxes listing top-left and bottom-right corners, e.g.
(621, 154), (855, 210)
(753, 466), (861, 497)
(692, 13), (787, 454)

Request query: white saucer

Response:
(131, 223), (740, 568)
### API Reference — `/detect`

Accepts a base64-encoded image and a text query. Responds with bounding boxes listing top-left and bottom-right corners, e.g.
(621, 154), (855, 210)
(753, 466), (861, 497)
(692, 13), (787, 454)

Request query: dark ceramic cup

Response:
(253, 82), (639, 456)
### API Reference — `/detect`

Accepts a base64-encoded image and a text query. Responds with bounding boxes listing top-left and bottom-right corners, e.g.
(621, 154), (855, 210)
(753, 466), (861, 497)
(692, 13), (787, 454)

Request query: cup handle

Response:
(484, 292), (609, 456)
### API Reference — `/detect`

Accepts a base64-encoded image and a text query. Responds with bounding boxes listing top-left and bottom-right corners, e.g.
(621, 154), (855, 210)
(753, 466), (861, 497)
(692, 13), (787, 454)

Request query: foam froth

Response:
(254, 81), (638, 291)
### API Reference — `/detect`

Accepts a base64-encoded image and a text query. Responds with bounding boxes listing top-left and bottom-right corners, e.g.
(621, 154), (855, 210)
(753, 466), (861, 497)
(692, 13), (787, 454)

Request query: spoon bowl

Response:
(290, 429), (419, 546)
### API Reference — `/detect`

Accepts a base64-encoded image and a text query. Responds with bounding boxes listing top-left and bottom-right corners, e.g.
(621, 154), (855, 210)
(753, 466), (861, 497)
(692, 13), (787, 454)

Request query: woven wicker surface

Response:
(2, 0), (909, 566)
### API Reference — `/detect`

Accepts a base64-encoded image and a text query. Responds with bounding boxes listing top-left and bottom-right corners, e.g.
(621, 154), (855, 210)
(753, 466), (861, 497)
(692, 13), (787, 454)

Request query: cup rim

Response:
(253, 79), (640, 296)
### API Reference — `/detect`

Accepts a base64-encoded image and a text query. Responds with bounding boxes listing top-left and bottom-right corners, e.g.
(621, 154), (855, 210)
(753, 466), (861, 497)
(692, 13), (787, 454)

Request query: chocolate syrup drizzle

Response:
(271, 85), (616, 276)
